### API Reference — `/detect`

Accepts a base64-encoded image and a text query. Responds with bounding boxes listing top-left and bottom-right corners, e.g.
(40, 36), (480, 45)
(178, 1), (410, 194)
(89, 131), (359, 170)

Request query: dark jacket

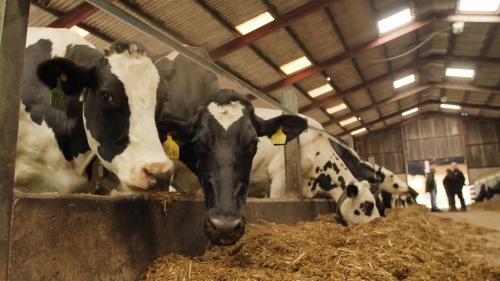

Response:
(426, 173), (436, 193)
(443, 173), (455, 194)
(453, 169), (465, 188)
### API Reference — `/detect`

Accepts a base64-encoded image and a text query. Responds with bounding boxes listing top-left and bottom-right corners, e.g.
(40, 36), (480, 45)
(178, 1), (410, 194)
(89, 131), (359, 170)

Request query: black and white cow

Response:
(158, 90), (307, 245)
(16, 27), (172, 193)
(249, 108), (381, 226)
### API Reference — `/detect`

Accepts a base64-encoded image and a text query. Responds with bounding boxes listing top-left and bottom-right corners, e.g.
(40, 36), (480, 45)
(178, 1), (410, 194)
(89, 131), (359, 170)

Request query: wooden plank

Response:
(208, 0), (335, 59)
(0, 0), (30, 280)
(48, 2), (98, 28)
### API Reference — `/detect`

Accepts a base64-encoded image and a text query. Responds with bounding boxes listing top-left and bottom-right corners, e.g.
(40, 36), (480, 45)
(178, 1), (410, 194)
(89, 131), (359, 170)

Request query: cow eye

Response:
(99, 91), (113, 104)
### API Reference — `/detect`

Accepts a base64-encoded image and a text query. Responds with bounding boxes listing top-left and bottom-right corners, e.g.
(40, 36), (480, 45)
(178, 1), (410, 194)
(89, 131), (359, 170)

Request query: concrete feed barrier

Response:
(8, 193), (333, 281)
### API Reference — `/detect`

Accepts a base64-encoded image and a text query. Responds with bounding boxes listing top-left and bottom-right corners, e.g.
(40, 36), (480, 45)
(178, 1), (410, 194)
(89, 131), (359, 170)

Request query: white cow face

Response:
(337, 180), (380, 225)
(37, 42), (173, 190)
(377, 167), (409, 195)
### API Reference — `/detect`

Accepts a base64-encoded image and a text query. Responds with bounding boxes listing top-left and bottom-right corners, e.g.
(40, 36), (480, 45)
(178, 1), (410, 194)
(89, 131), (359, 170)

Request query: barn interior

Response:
(1, 0), (499, 280)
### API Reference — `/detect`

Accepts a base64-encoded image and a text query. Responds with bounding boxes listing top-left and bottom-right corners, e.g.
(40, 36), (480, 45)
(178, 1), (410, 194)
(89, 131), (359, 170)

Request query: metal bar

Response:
(0, 0), (30, 280)
(48, 2), (98, 28)
(208, 0), (335, 59)
(84, 0), (294, 115)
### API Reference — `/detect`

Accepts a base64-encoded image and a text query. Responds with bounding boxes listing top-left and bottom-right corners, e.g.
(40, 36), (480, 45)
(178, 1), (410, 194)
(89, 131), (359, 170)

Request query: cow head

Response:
(376, 166), (409, 195)
(37, 42), (173, 191)
(159, 90), (307, 245)
(336, 180), (381, 225)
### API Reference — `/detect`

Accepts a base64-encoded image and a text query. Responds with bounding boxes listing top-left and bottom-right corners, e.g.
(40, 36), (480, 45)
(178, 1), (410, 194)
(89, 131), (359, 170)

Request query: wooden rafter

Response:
(48, 2), (98, 28)
(208, 0), (335, 59)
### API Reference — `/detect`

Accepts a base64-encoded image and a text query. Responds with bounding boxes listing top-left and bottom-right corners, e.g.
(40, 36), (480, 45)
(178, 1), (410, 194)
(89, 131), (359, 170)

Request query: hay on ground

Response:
(143, 206), (500, 281)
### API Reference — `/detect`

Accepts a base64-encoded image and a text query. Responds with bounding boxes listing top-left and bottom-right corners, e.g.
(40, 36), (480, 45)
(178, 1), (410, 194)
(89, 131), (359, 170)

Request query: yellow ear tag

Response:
(163, 133), (180, 160)
(50, 74), (67, 111)
(271, 126), (287, 145)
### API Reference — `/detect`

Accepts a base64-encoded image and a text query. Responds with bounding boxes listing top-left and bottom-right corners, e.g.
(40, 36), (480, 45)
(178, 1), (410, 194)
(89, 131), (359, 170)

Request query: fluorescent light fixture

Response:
(308, 84), (333, 98)
(235, 12), (275, 35)
(445, 67), (475, 78)
(393, 74), (416, 89)
(351, 128), (367, 136)
(402, 107), (419, 116)
(440, 104), (461, 110)
(377, 8), (413, 34)
(339, 116), (359, 127)
(280, 56), (312, 75)
(326, 103), (348, 114)
(70, 26), (90, 38)
(458, 0), (499, 12)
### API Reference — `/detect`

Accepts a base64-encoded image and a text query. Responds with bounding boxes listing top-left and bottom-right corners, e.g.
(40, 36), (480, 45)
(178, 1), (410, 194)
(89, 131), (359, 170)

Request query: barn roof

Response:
(29, 0), (500, 138)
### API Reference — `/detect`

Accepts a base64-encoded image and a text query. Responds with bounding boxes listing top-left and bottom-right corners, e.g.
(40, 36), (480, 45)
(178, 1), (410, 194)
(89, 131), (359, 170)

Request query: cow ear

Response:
(37, 57), (95, 96)
(254, 115), (307, 144)
(157, 114), (195, 145)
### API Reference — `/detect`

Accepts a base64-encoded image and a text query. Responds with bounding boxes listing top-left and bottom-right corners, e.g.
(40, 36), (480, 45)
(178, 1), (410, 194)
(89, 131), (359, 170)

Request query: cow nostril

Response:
(208, 216), (244, 232)
(143, 162), (173, 189)
(393, 183), (399, 189)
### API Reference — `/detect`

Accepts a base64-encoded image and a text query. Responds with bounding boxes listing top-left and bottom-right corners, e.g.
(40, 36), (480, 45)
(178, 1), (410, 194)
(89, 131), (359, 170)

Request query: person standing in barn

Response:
(426, 168), (441, 212)
(451, 162), (467, 211)
(443, 169), (456, 210)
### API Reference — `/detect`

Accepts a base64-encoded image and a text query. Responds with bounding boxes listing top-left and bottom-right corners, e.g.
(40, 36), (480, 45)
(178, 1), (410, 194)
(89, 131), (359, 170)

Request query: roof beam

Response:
(208, 0), (335, 59)
(340, 100), (500, 137)
(261, 18), (432, 93)
(48, 2), (98, 28)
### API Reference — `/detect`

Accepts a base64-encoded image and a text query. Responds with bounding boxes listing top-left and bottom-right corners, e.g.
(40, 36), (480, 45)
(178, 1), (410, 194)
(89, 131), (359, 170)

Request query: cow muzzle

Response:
(142, 162), (173, 190)
(205, 214), (245, 246)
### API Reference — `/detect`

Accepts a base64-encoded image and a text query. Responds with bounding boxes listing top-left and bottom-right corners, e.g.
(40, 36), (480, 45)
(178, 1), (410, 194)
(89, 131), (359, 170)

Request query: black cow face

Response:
(159, 90), (307, 245)
(37, 43), (173, 190)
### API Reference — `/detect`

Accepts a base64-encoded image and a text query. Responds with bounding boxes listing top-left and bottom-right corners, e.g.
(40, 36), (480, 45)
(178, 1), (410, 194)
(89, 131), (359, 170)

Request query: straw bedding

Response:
(143, 205), (500, 281)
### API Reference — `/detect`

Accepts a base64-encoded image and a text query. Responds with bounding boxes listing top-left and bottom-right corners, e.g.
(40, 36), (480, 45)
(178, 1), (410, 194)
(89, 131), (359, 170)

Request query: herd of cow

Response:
(15, 28), (417, 245)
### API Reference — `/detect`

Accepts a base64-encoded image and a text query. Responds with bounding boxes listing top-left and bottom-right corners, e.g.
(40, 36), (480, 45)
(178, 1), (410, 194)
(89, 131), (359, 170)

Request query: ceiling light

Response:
(351, 128), (367, 136)
(280, 56), (312, 75)
(458, 0), (499, 12)
(70, 26), (90, 38)
(440, 104), (461, 110)
(402, 107), (419, 116)
(445, 67), (475, 78)
(326, 77), (331, 81)
(393, 74), (416, 89)
(339, 116), (359, 127)
(377, 8), (413, 34)
(326, 103), (348, 114)
(235, 12), (275, 35)
(308, 84), (333, 98)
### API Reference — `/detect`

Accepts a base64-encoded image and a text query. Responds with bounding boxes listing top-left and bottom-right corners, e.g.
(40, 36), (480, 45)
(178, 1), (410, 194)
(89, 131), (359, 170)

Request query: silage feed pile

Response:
(143, 206), (500, 281)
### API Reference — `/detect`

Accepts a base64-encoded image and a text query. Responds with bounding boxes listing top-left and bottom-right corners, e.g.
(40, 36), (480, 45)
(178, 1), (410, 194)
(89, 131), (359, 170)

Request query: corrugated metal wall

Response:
(354, 126), (405, 173)
(354, 114), (500, 174)
(464, 118), (500, 168)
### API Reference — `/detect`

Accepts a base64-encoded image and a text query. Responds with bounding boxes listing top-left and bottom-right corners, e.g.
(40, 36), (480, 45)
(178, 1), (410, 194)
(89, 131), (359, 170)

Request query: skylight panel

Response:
(402, 107), (419, 117)
(351, 128), (367, 136)
(393, 74), (416, 89)
(326, 103), (348, 114)
(339, 116), (359, 127)
(458, 0), (499, 13)
(235, 12), (275, 35)
(280, 56), (312, 75)
(445, 68), (475, 78)
(377, 8), (413, 34)
(440, 104), (461, 110)
(308, 84), (333, 98)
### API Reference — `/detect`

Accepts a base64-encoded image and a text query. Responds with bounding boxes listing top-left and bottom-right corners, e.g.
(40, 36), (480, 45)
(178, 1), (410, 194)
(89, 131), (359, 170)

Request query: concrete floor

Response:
(433, 198), (500, 267)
